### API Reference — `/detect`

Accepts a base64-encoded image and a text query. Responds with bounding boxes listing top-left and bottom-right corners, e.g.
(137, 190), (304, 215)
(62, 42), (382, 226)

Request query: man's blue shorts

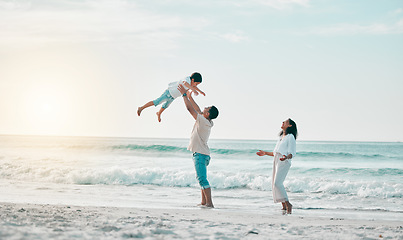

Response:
(192, 152), (211, 189)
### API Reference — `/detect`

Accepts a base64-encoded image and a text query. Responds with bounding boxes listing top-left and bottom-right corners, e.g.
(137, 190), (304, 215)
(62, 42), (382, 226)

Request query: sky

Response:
(0, 0), (402, 142)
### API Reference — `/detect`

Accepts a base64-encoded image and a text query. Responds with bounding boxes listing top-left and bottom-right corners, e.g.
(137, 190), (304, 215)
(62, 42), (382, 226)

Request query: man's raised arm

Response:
(178, 84), (198, 120)
(187, 91), (202, 115)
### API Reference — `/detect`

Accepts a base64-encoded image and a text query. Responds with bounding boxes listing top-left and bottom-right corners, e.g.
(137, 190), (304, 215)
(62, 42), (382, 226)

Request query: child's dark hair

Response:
(209, 106), (219, 120)
(191, 72), (202, 83)
(279, 118), (298, 139)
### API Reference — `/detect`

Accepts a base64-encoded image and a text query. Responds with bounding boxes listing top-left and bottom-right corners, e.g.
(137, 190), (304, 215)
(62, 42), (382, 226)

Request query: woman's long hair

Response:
(279, 118), (298, 139)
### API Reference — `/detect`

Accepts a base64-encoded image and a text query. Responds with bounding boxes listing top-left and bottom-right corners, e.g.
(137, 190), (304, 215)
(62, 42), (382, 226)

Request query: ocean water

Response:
(0, 135), (402, 221)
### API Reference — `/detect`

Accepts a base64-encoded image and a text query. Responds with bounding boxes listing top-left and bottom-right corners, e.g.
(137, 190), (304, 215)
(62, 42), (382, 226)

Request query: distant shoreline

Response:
(0, 134), (401, 143)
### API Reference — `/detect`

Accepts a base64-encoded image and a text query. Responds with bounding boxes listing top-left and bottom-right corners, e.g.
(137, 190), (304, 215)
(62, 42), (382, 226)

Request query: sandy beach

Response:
(1, 202), (401, 240)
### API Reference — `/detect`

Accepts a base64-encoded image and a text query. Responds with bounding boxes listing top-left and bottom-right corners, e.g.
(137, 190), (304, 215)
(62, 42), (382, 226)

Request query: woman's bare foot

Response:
(137, 107), (143, 116)
(281, 202), (286, 211)
(156, 112), (162, 122)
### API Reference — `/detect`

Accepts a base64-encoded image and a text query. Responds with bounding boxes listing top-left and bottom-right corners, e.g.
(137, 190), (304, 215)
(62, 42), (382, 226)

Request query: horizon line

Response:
(0, 133), (401, 144)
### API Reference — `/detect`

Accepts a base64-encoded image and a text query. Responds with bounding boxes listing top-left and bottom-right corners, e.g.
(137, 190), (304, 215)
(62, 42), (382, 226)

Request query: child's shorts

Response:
(153, 89), (175, 109)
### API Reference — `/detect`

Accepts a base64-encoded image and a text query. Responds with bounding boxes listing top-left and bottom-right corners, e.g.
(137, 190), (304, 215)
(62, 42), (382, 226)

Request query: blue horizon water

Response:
(0, 135), (402, 221)
(2, 133), (403, 143)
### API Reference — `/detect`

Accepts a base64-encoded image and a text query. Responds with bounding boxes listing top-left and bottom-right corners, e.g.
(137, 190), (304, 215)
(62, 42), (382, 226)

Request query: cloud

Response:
(389, 8), (403, 16)
(0, 0), (31, 10)
(0, 0), (206, 51)
(307, 19), (403, 36)
(219, 31), (249, 43)
(250, 0), (310, 9)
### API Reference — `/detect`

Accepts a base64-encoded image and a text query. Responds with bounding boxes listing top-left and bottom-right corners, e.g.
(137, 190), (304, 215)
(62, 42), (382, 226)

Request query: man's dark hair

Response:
(209, 106), (219, 120)
(190, 72), (202, 83)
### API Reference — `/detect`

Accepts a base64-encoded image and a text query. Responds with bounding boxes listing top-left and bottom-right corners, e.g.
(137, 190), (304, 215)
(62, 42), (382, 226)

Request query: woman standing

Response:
(256, 118), (297, 214)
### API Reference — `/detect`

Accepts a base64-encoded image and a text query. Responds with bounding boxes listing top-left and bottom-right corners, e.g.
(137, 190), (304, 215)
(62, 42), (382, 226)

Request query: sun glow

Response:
(22, 84), (71, 136)
(36, 100), (56, 118)
(1, 45), (113, 137)
(40, 102), (53, 115)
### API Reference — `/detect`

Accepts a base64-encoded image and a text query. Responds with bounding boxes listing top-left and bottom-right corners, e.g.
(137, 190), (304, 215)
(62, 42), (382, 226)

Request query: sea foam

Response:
(1, 161), (401, 199)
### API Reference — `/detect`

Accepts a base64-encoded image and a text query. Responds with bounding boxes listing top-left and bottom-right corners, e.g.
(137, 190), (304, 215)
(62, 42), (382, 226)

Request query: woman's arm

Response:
(256, 150), (274, 157)
(280, 154), (293, 161)
(281, 134), (296, 161)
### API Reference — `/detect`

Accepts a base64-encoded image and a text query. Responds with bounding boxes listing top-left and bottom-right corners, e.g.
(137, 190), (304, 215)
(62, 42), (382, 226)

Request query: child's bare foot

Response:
(137, 107), (142, 116)
(156, 112), (161, 122)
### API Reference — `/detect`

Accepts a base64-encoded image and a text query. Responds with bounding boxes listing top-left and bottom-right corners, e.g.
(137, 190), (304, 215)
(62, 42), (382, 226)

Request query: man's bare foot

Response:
(137, 107), (142, 116)
(286, 203), (292, 214)
(156, 112), (161, 122)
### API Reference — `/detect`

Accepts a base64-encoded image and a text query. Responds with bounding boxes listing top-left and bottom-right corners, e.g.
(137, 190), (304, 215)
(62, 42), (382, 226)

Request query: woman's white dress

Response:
(272, 134), (296, 203)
